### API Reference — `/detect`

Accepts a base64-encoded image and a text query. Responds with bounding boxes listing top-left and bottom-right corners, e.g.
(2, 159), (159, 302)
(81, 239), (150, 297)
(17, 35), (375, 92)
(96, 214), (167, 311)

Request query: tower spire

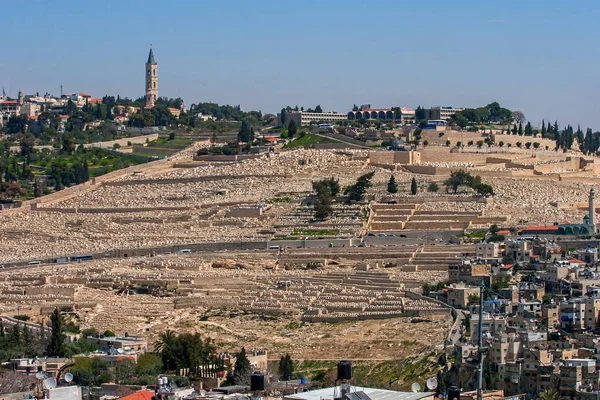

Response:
(145, 45), (158, 108)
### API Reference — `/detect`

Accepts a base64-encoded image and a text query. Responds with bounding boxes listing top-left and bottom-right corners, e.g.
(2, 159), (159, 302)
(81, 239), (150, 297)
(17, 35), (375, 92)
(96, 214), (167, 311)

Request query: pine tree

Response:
(411, 177), (417, 195)
(387, 175), (398, 194)
(46, 308), (66, 357)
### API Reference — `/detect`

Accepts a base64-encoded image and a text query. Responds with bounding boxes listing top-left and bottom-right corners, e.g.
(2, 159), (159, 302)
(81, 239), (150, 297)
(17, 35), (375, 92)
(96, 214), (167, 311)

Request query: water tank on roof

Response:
(337, 361), (352, 381)
(448, 386), (461, 400)
(251, 372), (265, 391)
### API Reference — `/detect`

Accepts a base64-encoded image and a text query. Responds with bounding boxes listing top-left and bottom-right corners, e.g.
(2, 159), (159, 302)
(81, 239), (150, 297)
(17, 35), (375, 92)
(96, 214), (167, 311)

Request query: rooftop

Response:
(284, 386), (434, 400)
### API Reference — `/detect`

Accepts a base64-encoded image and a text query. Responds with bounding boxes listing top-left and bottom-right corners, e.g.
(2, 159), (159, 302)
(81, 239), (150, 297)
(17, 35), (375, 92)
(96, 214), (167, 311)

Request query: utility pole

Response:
(477, 281), (484, 400)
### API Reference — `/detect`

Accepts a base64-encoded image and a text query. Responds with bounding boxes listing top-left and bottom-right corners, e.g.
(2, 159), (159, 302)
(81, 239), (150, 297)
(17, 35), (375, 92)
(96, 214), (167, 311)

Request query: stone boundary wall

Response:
(559, 176), (600, 184)
(85, 134), (159, 149)
(193, 154), (263, 162)
(533, 158), (581, 174)
(33, 206), (193, 214)
(420, 130), (478, 146)
(103, 174), (287, 187)
(131, 145), (179, 155)
(370, 222), (406, 231)
(491, 134), (557, 149)
(27, 158), (170, 209)
(404, 221), (469, 230)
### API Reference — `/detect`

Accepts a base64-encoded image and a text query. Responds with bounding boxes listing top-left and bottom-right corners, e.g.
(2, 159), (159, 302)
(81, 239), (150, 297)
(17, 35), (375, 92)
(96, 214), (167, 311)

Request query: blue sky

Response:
(1, 0), (599, 129)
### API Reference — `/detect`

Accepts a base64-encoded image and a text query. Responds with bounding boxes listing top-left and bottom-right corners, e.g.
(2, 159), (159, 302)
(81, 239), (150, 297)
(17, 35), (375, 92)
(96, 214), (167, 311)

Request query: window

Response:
(154, 82), (156, 88)
(153, 69), (156, 76)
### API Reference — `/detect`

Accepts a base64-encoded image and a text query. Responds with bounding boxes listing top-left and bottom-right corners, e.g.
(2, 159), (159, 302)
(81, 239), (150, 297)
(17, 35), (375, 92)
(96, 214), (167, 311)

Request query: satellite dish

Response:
(117, 348), (124, 354)
(411, 383), (421, 393)
(64, 373), (73, 383)
(45, 378), (57, 389)
(427, 378), (438, 391)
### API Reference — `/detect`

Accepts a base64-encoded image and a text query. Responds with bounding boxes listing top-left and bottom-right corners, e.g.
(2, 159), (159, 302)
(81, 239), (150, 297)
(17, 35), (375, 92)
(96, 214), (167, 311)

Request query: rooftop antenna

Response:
(60, 85), (63, 97)
(411, 383), (421, 393)
(476, 281), (484, 400)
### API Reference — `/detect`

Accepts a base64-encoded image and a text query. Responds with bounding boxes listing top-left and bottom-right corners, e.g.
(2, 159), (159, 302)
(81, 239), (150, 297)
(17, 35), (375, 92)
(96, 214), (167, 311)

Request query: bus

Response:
(71, 255), (94, 262)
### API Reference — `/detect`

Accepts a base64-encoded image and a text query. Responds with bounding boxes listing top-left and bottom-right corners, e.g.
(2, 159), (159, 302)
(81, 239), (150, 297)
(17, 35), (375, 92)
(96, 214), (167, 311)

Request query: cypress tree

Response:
(525, 122), (533, 136)
(541, 120), (546, 136)
(387, 175), (398, 194)
(411, 177), (417, 195)
(33, 179), (42, 198)
(512, 124), (518, 135)
(518, 122), (523, 136)
(82, 161), (90, 182)
(288, 119), (297, 139)
(46, 308), (66, 357)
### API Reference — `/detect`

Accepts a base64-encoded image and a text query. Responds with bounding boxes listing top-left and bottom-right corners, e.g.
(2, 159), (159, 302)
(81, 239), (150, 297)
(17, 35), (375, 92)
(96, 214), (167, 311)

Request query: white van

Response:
(176, 249), (192, 254)
(28, 261), (42, 265)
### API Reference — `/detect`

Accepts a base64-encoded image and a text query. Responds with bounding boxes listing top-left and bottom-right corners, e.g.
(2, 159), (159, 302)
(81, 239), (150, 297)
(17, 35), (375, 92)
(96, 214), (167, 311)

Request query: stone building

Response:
(145, 46), (158, 108)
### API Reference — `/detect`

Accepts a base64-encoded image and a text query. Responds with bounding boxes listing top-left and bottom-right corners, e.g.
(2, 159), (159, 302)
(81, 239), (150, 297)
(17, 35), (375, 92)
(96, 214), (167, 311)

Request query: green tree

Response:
(237, 119), (254, 143)
(313, 182), (333, 221)
(518, 122), (523, 136)
(537, 389), (561, 400)
(103, 330), (115, 337)
(287, 119), (297, 139)
(428, 182), (439, 192)
(314, 105), (323, 113)
(46, 308), (66, 357)
(233, 347), (251, 385)
(280, 108), (287, 126)
(33, 179), (42, 198)
(410, 177), (417, 195)
(344, 171), (375, 202)
(525, 122), (533, 136)
(114, 359), (137, 383)
(82, 160), (90, 182)
(154, 329), (179, 372)
(137, 352), (163, 376)
(541, 120), (546, 136)
(279, 354), (294, 381)
(19, 135), (35, 163)
(387, 175), (398, 194)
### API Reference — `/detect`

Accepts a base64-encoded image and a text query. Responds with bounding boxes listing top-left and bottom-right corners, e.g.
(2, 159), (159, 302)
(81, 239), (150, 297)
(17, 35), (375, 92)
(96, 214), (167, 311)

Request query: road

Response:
(447, 310), (466, 345)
